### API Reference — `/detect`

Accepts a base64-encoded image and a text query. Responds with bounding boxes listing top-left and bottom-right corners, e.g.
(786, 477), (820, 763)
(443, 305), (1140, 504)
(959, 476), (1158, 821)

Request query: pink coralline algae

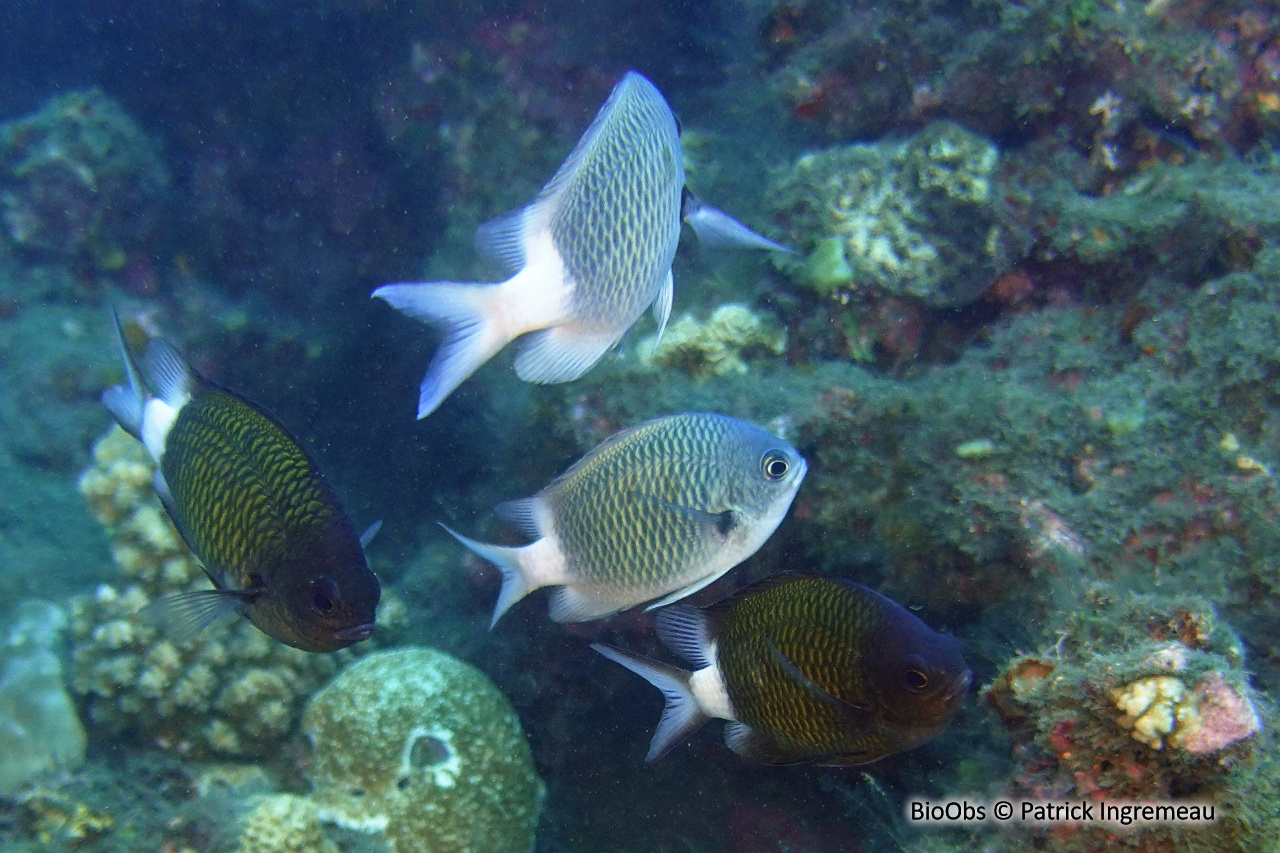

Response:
(1179, 672), (1261, 755)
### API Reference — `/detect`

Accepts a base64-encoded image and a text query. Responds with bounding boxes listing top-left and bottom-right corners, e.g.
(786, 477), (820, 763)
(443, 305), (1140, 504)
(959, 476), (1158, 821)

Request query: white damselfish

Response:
(374, 70), (791, 419)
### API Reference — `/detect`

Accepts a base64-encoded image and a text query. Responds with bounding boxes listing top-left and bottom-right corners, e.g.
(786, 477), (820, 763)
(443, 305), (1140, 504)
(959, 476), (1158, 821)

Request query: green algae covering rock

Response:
(302, 646), (544, 853)
(769, 121), (1024, 307)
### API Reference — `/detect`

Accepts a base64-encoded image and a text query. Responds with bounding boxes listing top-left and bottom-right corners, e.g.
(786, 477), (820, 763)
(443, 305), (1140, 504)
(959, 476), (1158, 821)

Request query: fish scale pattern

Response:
(549, 74), (682, 330)
(161, 390), (343, 580)
(715, 576), (890, 759)
(546, 414), (748, 591)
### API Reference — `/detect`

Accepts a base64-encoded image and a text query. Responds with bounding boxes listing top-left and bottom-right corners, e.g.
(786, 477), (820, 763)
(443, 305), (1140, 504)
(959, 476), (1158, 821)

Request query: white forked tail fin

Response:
(439, 523), (533, 629)
(374, 281), (512, 419)
(591, 643), (707, 763)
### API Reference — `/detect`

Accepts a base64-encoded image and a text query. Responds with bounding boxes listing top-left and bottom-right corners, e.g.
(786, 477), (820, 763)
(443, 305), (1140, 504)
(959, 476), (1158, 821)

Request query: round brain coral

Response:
(301, 646), (544, 853)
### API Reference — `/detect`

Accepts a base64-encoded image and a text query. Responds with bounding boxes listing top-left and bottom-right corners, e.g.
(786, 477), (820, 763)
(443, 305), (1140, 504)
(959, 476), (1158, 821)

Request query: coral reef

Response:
(0, 599), (86, 794)
(0, 89), (169, 269)
(1011, 146), (1280, 294)
(637, 303), (787, 379)
(769, 121), (1023, 308)
(755, 0), (1275, 155)
(302, 646), (544, 853)
(234, 794), (338, 853)
(980, 590), (1273, 849)
(69, 426), (403, 760)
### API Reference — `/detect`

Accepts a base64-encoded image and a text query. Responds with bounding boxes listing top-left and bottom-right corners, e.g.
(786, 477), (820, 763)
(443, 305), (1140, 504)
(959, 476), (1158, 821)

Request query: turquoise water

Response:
(1, 2), (1279, 852)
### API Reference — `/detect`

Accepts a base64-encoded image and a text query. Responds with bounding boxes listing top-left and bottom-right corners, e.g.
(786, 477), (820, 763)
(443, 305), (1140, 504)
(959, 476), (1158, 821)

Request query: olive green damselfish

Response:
(445, 412), (806, 626)
(593, 573), (971, 765)
(102, 311), (380, 652)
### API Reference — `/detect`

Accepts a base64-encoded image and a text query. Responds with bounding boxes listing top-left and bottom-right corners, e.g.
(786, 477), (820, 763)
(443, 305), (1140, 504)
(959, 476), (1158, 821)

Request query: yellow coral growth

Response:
(235, 794), (337, 853)
(1110, 676), (1201, 750)
(639, 303), (786, 378)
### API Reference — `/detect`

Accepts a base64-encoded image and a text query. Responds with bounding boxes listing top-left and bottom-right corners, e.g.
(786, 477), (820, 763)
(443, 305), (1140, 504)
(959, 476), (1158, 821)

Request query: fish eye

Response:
(761, 451), (790, 480)
(903, 669), (930, 692)
(310, 577), (340, 616)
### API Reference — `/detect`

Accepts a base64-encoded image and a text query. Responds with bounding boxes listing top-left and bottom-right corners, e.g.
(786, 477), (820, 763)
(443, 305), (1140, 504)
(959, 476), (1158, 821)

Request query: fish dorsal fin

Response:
(475, 207), (530, 276)
(655, 605), (715, 669)
(767, 637), (872, 733)
(494, 497), (544, 539)
(651, 270), (674, 350)
(592, 642), (706, 763)
(707, 572), (842, 612)
(141, 338), (195, 407)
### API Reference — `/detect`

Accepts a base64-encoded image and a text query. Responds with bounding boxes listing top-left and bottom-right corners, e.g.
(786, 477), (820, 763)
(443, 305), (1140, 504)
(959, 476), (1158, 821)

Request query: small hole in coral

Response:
(396, 776), (411, 790)
(350, 788), (366, 797)
(409, 735), (451, 768)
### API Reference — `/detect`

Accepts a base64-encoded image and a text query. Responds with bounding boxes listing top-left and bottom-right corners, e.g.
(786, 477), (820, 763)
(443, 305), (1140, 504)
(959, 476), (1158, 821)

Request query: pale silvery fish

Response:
(443, 412), (807, 627)
(374, 71), (791, 419)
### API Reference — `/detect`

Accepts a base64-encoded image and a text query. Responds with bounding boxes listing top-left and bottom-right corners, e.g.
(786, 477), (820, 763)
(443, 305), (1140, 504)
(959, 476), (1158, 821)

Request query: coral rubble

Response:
(302, 646), (544, 853)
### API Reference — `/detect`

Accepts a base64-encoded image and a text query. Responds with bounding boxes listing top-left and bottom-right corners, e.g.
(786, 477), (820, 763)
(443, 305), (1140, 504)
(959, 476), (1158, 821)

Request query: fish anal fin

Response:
(818, 751), (888, 767)
(514, 326), (619, 385)
(548, 584), (625, 623)
(724, 721), (812, 765)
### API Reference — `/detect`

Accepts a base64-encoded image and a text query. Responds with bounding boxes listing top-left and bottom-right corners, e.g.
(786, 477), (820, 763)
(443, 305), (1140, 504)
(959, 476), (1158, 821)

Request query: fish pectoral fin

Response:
(681, 195), (795, 254)
(141, 588), (249, 643)
(628, 492), (737, 540)
(359, 520), (383, 549)
(766, 638), (873, 732)
(651, 270), (674, 348)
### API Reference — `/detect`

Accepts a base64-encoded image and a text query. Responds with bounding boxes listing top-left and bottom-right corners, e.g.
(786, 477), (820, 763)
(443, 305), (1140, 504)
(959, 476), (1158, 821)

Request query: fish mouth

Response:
(334, 622), (376, 643)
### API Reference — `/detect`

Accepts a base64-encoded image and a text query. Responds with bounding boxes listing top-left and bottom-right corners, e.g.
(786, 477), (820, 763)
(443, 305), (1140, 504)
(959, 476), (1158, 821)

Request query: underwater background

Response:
(3, 0), (1280, 851)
